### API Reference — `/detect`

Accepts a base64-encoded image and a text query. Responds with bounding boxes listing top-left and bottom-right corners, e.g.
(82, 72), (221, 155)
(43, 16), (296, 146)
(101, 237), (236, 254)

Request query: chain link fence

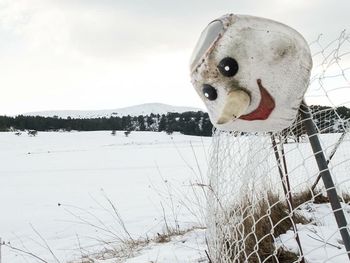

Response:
(206, 32), (350, 263)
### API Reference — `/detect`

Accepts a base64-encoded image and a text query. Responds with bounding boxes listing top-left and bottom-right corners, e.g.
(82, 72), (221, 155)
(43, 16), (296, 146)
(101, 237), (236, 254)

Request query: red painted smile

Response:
(239, 79), (275, 121)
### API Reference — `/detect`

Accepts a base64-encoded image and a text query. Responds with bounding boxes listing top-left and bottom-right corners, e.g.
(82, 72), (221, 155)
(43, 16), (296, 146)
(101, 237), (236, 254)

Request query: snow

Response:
(277, 202), (350, 263)
(1, 131), (350, 262)
(0, 131), (210, 262)
(23, 103), (203, 119)
(123, 229), (207, 263)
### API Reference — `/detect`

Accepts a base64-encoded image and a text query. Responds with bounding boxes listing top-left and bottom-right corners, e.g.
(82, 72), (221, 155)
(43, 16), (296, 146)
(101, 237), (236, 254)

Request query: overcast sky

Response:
(0, 0), (349, 115)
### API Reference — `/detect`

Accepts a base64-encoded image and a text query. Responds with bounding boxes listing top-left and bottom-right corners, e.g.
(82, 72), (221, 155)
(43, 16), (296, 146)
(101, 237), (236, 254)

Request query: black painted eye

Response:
(202, 84), (217, 101)
(217, 57), (239, 77)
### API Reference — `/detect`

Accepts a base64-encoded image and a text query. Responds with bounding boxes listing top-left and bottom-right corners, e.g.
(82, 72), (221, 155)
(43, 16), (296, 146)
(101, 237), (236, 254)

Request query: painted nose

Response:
(217, 89), (251, 125)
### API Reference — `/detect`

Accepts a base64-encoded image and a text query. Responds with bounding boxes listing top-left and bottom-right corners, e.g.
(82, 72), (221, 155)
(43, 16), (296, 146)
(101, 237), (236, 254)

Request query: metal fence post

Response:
(300, 102), (350, 260)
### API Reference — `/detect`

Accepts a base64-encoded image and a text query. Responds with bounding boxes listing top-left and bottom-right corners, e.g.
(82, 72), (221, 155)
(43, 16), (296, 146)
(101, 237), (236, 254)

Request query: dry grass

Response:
(69, 226), (204, 262)
(341, 192), (350, 204)
(214, 188), (350, 262)
(293, 188), (350, 208)
(293, 189), (328, 207)
(221, 191), (309, 263)
(154, 227), (195, 243)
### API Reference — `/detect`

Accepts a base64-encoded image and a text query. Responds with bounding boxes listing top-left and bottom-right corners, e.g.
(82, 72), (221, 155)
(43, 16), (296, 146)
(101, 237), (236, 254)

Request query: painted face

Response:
(190, 14), (312, 132)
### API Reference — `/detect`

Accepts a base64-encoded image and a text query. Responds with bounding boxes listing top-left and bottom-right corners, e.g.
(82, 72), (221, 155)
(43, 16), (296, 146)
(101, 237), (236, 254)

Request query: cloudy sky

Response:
(0, 0), (349, 115)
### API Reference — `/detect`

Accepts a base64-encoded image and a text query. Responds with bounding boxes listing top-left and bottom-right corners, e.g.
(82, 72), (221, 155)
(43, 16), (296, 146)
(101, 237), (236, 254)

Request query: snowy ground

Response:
(1, 131), (350, 263)
(277, 202), (350, 263)
(78, 228), (208, 263)
(0, 131), (210, 262)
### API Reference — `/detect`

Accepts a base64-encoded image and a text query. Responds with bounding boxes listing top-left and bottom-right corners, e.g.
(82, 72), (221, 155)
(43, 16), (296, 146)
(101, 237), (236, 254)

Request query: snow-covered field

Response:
(0, 131), (210, 262)
(1, 131), (350, 263)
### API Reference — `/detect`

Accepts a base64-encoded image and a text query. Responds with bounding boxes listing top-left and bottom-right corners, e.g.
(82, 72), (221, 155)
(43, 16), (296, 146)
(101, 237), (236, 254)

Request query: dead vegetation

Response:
(293, 189), (329, 207)
(68, 226), (203, 262)
(293, 188), (350, 208)
(213, 188), (350, 263)
(217, 191), (309, 263)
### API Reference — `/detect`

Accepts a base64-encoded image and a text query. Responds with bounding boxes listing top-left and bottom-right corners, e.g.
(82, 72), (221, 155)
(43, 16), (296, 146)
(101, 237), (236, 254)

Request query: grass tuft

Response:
(293, 188), (350, 208)
(220, 191), (309, 262)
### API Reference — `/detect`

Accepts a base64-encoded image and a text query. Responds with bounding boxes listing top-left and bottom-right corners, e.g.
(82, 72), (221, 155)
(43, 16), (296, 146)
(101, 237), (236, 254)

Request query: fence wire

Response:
(206, 32), (350, 263)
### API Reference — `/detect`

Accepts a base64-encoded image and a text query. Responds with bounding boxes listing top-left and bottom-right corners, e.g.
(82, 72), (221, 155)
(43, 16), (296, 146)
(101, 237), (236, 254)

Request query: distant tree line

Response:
(277, 105), (350, 142)
(0, 105), (349, 136)
(0, 111), (213, 136)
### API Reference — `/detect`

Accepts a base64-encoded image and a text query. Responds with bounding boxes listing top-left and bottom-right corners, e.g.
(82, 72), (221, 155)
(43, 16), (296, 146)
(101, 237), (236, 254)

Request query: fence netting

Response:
(206, 32), (350, 263)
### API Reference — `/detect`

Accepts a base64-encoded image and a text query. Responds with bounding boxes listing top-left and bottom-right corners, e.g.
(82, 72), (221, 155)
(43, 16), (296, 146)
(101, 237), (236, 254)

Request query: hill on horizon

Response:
(23, 103), (204, 119)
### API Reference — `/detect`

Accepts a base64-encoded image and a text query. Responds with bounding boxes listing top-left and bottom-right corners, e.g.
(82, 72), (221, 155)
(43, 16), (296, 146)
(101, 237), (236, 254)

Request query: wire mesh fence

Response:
(206, 32), (350, 263)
